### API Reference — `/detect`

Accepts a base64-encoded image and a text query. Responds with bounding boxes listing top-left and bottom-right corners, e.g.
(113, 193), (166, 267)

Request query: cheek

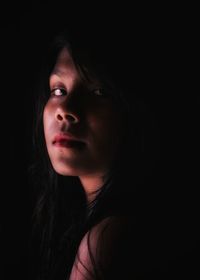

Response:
(101, 108), (121, 135)
(43, 107), (48, 137)
(89, 109), (122, 150)
(43, 105), (53, 143)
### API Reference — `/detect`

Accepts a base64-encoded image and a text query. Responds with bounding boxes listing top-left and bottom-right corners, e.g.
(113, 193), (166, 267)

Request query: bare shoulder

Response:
(91, 215), (128, 237)
(69, 216), (130, 279)
(84, 215), (130, 252)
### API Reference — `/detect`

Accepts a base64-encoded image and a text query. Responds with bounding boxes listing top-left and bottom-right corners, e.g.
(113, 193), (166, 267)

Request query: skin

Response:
(43, 47), (122, 202)
(69, 216), (125, 280)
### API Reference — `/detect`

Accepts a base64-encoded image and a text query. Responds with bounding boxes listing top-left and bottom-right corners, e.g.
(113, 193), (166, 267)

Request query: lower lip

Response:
(54, 140), (84, 149)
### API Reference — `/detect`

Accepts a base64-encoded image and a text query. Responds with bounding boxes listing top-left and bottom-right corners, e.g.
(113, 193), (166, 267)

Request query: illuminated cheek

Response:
(43, 110), (48, 138)
(43, 107), (52, 146)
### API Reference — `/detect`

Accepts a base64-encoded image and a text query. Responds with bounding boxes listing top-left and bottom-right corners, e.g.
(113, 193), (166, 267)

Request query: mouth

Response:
(52, 134), (85, 149)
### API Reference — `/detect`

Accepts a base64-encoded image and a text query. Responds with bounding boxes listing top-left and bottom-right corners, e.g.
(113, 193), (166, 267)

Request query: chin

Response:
(52, 161), (83, 177)
(53, 166), (79, 176)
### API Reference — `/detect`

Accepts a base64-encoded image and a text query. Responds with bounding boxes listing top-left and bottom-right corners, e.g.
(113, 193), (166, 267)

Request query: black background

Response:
(0, 3), (199, 280)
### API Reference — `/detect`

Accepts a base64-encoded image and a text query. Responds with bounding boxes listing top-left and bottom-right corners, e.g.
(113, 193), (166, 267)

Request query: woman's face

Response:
(43, 47), (122, 179)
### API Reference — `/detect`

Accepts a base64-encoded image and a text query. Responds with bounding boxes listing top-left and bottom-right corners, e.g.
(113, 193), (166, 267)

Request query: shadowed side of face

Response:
(43, 47), (123, 179)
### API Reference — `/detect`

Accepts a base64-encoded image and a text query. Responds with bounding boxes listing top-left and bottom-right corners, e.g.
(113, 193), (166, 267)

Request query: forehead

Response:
(50, 47), (78, 78)
(49, 47), (102, 89)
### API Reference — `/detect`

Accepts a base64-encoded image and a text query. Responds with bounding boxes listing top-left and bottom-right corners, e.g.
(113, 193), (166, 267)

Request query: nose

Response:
(55, 106), (79, 124)
(55, 88), (83, 124)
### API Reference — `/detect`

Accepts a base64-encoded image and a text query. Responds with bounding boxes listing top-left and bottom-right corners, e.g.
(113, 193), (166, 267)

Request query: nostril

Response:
(56, 110), (78, 123)
(66, 114), (76, 123)
(57, 114), (63, 121)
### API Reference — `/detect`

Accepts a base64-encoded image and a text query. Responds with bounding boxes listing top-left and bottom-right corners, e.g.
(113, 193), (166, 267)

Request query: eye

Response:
(92, 88), (108, 97)
(50, 88), (67, 97)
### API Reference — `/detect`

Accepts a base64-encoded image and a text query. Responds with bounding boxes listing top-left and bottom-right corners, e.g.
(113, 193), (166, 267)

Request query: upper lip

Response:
(52, 133), (84, 144)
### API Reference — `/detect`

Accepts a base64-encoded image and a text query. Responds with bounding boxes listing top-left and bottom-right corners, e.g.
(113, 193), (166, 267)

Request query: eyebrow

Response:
(50, 68), (70, 77)
(49, 70), (80, 92)
(49, 70), (75, 84)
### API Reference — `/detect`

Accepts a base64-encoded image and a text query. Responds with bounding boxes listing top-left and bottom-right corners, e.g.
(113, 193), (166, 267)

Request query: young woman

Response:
(29, 28), (157, 279)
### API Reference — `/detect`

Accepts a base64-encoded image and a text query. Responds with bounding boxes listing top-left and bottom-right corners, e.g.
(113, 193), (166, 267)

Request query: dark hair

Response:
(29, 28), (157, 280)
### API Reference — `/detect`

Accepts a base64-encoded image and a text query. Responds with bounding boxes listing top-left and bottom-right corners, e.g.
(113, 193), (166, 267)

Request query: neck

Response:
(79, 174), (105, 203)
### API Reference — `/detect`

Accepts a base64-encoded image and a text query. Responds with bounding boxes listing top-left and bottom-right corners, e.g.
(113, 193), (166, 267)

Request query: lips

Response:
(52, 133), (85, 149)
